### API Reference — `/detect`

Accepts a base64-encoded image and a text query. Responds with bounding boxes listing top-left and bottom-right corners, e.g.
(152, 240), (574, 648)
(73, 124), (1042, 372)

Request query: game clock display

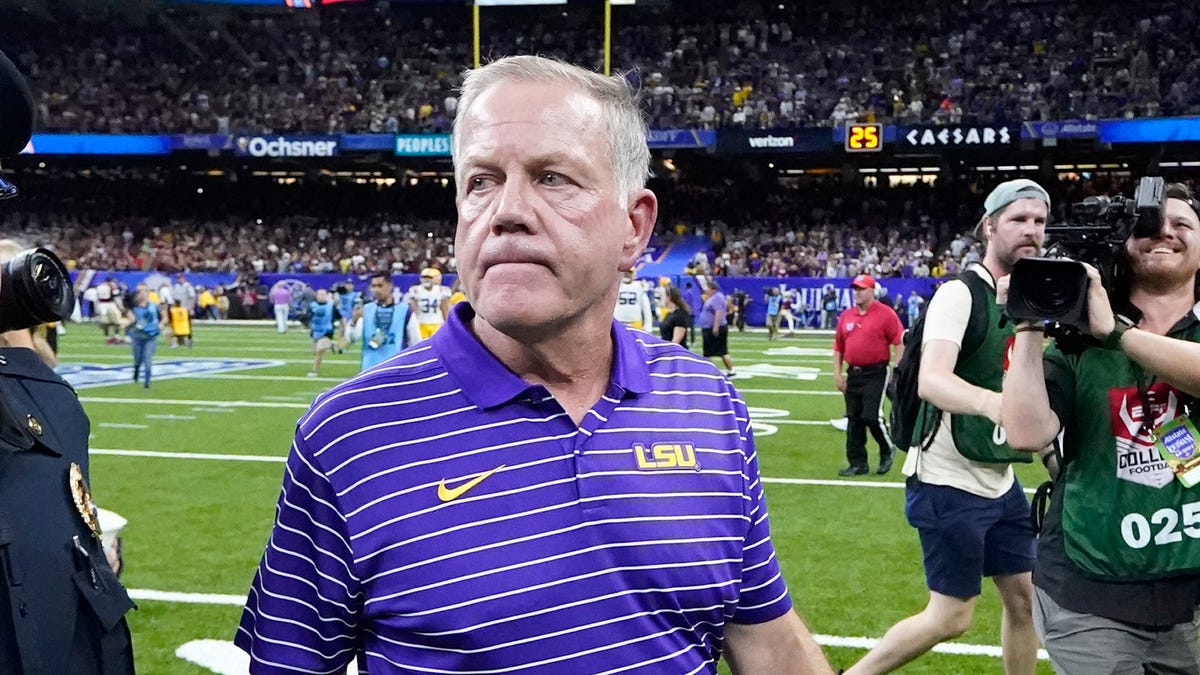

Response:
(845, 123), (883, 152)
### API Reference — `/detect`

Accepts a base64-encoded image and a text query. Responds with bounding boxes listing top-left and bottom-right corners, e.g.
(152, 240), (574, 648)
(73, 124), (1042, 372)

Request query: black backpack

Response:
(887, 272), (989, 452)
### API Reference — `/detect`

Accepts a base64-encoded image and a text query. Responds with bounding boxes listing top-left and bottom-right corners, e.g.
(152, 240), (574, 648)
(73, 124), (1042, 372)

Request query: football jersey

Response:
(613, 280), (653, 330)
(407, 284), (451, 326)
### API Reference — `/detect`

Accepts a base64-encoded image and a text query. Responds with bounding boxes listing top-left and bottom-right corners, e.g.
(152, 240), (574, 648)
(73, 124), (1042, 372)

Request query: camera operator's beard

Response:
(999, 240), (1041, 271)
(1131, 254), (1199, 293)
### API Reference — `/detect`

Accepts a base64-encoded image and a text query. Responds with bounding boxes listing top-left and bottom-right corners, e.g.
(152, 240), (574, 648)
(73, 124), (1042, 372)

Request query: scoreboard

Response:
(844, 123), (883, 153)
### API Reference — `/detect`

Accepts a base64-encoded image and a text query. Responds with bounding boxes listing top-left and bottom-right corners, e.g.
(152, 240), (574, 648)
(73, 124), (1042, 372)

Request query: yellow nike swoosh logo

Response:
(437, 465), (506, 503)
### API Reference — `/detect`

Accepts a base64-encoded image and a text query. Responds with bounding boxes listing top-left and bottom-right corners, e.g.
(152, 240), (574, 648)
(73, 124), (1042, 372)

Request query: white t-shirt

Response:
(902, 265), (1014, 498)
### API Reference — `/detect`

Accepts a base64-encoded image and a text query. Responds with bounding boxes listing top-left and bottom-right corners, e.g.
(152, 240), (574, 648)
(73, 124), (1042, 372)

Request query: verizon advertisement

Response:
(717, 129), (832, 154)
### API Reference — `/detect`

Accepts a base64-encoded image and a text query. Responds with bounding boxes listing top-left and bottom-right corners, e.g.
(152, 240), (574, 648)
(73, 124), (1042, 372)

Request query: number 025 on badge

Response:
(1157, 417), (1200, 488)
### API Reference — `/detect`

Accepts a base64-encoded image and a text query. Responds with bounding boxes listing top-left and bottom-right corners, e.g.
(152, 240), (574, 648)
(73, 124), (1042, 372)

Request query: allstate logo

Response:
(1163, 426), (1196, 460)
(1040, 122), (1060, 138)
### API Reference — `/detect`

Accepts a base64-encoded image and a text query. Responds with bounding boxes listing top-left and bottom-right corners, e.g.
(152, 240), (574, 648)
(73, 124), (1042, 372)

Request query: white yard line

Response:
(82, 397), (310, 409)
(92, 448), (285, 462)
(737, 388), (842, 395)
(128, 589), (246, 605)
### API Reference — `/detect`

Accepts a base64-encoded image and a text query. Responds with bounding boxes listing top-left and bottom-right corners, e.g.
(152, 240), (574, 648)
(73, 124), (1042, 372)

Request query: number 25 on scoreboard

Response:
(845, 123), (883, 153)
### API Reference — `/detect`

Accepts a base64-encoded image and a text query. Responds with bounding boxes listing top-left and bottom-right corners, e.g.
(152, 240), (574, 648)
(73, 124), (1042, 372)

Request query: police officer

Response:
(0, 50), (136, 674)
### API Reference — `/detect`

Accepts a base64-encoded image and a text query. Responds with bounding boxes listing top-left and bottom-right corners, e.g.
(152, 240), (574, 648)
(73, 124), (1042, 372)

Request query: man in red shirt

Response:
(833, 274), (904, 476)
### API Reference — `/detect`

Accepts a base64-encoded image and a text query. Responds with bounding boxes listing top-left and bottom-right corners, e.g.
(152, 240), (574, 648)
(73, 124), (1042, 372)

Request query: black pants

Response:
(845, 364), (891, 469)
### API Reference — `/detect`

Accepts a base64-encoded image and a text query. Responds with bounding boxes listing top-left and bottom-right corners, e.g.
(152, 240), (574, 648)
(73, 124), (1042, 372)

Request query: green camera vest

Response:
(1052, 337), (1200, 580)
(914, 272), (1032, 463)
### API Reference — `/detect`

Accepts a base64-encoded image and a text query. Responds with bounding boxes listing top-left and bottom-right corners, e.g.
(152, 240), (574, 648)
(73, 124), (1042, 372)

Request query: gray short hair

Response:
(452, 55), (650, 205)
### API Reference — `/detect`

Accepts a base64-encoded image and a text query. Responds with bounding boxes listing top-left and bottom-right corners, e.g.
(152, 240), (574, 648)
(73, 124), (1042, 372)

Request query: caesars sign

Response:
(901, 125), (1015, 148)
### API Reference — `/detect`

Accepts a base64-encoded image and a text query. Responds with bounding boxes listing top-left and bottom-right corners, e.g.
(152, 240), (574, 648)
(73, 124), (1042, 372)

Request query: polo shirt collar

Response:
(433, 303), (652, 410)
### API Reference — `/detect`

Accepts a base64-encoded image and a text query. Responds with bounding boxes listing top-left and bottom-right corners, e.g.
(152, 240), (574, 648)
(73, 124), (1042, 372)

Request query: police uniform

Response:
(0, 347), (135, 674)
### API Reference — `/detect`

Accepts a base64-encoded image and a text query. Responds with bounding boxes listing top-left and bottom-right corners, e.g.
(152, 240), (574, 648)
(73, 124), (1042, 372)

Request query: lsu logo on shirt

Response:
(633, 442), (700, 471)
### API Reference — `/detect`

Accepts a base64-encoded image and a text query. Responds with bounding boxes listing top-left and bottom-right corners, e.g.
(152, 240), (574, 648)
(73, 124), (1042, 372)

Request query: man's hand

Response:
(834, 373), (846, 393)
(1082, 262), (1116, 339)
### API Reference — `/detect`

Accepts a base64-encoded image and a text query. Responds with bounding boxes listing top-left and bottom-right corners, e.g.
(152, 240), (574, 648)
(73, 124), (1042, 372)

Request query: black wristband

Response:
(1101, 321), (1131, 350)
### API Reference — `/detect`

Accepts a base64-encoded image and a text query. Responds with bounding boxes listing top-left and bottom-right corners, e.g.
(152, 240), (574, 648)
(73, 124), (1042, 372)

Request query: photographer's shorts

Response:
(1035, 587), (1200, 675)
(701, 325), (728, 357)
(313, 337), (333, 352)
(904, 479), (1035, 598)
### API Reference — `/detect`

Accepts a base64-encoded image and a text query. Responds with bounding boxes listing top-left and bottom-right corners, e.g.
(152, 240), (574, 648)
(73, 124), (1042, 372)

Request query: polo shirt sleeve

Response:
(885, 306), (904, 346)
(236, 433), (362, 673)
(728, 393), (793, 624)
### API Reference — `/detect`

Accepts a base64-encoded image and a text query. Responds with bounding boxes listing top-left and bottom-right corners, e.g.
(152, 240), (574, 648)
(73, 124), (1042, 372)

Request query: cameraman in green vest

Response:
(1004, 182), (1200, 673)
(849, 179), (1048, 675)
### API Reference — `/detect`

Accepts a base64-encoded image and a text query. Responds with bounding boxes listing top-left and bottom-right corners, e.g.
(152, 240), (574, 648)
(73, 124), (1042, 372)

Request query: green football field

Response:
(61, 322), (1055, 674)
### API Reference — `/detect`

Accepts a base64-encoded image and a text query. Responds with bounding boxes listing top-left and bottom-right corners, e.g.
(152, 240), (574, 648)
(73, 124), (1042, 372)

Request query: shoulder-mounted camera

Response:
(1007, 176), (1165, 335)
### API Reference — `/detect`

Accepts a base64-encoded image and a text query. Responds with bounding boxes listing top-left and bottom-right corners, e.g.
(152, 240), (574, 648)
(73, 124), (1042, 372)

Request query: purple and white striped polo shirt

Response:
(236, 303), (792, 674)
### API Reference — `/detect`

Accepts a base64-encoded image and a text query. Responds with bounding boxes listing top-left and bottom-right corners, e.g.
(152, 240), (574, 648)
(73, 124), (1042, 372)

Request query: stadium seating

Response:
(1, 169), (1157, 278)
(3, 0), (1196, 134)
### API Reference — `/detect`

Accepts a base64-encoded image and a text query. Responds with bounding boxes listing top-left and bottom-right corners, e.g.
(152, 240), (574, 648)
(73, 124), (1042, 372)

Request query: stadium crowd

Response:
(0, 169), (1161, 283)
(2, 0), (1198, 135)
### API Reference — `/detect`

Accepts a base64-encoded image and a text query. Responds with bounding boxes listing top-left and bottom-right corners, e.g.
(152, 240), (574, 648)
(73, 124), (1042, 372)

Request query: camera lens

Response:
(1022, 273), (1070, 314)
(0, 247), (75, 333)
(1007, 257), (1090, 329)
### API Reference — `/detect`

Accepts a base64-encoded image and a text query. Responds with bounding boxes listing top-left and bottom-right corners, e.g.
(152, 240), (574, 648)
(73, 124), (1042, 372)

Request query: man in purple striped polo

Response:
(236, 54), (833, 675)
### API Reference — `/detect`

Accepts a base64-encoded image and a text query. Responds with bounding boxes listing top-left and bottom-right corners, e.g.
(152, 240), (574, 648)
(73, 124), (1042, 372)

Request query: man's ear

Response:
(618, 188), (658, 271)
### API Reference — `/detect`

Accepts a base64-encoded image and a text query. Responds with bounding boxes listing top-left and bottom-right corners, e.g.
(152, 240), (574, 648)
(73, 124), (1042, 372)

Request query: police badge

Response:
(69, 462), (103, 539)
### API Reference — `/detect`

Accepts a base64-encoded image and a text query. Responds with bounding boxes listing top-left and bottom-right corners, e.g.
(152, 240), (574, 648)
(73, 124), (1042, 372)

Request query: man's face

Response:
(1126, 197), (1200, 285)
(370, 277), (393, 302)
(852, 285), (873, 304)
(454, 79), (656, 337)
(421, 274), (436, 290)
(987, 197), (1048, 270)
(316, 289), (328, 303)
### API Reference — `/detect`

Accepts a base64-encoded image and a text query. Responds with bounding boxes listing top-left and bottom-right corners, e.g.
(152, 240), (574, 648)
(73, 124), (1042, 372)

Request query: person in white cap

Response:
(848, 178), (1049, 675)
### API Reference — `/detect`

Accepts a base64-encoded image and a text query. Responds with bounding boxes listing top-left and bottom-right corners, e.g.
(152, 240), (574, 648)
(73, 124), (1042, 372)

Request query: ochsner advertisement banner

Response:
(234, 135), (340, 158)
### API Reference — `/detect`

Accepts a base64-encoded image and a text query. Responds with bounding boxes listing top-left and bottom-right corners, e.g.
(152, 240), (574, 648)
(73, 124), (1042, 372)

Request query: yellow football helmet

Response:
(420, 268), (443, 285)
